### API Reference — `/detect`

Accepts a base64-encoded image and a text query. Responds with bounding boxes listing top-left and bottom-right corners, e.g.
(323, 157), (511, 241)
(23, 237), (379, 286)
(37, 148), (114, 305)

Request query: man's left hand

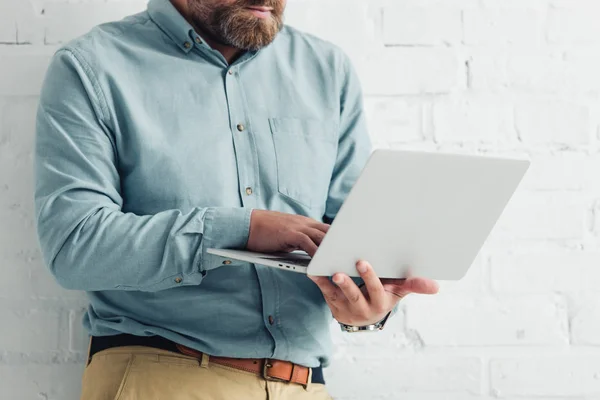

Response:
(309, 260), (439, 327)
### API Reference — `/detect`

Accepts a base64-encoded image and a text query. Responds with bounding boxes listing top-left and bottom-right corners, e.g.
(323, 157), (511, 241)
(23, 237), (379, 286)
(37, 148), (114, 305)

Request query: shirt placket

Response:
(220, 52), (288, 360)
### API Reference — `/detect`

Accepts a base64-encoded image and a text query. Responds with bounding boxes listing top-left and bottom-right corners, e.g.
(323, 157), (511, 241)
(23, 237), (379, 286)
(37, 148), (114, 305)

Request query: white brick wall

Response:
(1, 0), (600, 399)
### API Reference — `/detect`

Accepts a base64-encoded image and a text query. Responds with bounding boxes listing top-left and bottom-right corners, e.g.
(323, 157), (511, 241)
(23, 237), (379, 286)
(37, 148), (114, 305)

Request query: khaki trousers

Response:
(80, 346), (333, 400)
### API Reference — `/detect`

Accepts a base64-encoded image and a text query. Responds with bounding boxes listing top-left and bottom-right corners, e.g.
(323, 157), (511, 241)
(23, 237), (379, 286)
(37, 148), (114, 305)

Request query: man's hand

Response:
(309, 260), (439, 326)
(246, 210), (330, 257)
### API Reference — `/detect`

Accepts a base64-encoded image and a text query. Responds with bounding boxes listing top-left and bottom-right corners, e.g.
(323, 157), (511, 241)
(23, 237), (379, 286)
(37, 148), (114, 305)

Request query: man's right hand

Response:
(246, 210), (330, 257)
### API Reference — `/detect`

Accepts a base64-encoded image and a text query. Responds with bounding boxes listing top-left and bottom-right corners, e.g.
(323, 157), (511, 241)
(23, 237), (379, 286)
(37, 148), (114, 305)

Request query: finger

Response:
(310, 222), (330, 234)
(382, 277), (439, 298)
(308, 275), (341, 307)
(356, 261), (387, 312)
(331, 273), (368, 309)
(291, 232), (319, 257)
(302, 227), (326, 247)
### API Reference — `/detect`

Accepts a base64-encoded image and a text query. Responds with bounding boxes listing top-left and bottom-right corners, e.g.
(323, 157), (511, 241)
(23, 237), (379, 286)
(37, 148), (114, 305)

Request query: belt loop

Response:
(200, 352), (210, 369)
(304, 367), (312, 391)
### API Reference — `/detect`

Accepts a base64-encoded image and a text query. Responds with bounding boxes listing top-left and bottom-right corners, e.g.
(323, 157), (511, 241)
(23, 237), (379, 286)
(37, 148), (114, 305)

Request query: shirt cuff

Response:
(198, 207), (253, 272)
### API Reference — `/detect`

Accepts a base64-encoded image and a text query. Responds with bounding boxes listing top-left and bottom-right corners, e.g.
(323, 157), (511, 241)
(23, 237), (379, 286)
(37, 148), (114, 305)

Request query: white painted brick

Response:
(42, 1), (147, 44)
(364, 97), (422, 145)
(330, 310), (417, 351)
(284, 0), (377, 66)
(0, 0), (36, 44)
(326, 356), (482, 397)
(382, 7), (462, 46)
(0, 97), (42, 274)
(463, 8), (544, 45)
(514, 99), (592, 145)
(0, 21), (17, 44)
(405, 294), (568, 346)
(469, 48), (600, 94)
(547, 7), (600, 44)
(432, 96), (514, 144)
(2, 1), (600, 398)
(377, 0), (479, 7)
(491, 357), (600, 397)
(506, 50), (567, 93)
(0, 55), (52, 96)
(493, 192), (585, 241)
(361, 47), (461, 95)
(69, 308), (90, 353)
(491, 251), (600, 294)
(0, 308), (62, 351)
(501, 48), (600, 94)
(520, 152), (600, 192)
(29, 261), (88, 300)
(571, 295), (600, 346)
(437, 252), (486, 294)
(0, 363), (84, 400)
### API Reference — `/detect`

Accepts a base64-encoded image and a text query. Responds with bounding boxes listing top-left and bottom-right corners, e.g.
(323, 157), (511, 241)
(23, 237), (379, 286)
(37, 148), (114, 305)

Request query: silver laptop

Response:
(208, 149), (530, 280)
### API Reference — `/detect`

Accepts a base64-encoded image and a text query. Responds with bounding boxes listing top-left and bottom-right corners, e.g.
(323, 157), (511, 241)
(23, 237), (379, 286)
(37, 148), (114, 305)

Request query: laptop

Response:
(208, 149), (530, 280)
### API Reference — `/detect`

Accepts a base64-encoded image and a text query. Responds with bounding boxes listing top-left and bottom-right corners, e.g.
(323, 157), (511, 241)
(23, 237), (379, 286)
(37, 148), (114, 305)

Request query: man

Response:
(34, 0), (439, 398)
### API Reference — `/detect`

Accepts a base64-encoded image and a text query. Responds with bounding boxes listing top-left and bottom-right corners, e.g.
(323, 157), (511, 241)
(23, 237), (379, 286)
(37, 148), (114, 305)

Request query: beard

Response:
(188, 0), (285, 51)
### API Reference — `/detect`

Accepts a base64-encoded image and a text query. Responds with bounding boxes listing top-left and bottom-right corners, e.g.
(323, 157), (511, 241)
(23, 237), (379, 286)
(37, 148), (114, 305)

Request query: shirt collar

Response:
(148, 0), (196, 54)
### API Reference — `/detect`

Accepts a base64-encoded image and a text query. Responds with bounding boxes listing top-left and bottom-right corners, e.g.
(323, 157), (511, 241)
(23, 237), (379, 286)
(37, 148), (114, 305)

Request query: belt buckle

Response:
(262, 360), (289, 383)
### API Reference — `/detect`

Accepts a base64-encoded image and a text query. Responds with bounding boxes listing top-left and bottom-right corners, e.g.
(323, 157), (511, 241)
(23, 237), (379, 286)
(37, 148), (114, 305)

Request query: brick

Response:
(437, 252), (486, 294)
(493, 192), (585, 241)
(331, 309), (414, 349)
(571, 295), (600, 345)
(0, 307), (62, 352)
(463, 8), (544, 45)
(325, 356), (481, 397)
(432, 96), (514, 144)
(405, 294), (568, 346)
(0, 55), (52, 96)
(547, 7), (600, 44)
(499, 48), (600, 94)
(361, 47), (460, 95)
(506, 50), (567, 92)
(466, 49), (508, 91)
(364, 97), (423, 146)
(29, 262), (88, 300)
(0, 0), (36, 44)
(519, 153), (600, 192)
(69, 309), (90, 353)
(42, 1), (147, 44)
(491, 357), (600, 397)
(491, 251), (600, 293)
(514, 99), (591, 145)
(0, 363), (83, 400)
(283, 0), (374, 64)
(0, 97), (42, 269)
(382, 7), (462, 46)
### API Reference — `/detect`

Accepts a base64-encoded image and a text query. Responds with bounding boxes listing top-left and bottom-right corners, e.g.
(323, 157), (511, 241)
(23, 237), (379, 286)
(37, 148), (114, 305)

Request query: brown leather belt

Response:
(88, 334), (323, 386)
(176, 344), (311, 385)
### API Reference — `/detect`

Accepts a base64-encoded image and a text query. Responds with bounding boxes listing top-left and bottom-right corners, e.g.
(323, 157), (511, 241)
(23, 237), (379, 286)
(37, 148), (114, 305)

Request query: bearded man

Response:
(34, 0), (439, 398)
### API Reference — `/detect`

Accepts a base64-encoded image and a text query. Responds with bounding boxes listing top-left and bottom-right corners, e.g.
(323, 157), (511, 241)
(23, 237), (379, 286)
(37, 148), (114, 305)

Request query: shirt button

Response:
(174, 277), (183, 284)
(268, 316), (275, 325)
(228, 69), (234, 75)
(237, 123), (245, 132)
(245, 187), (253, 196)
(195, 37), (202, 44)
(183, 41), (192, 49)
(223, 260), (232, 265)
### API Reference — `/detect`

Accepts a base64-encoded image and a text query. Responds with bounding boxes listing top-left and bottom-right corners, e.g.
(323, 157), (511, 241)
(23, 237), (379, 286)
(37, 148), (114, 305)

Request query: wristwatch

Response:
(338, 311), (392, 333)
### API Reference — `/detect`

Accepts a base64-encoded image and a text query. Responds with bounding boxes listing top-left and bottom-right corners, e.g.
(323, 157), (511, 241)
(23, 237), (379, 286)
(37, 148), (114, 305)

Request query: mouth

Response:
(245, 6), (274, 19)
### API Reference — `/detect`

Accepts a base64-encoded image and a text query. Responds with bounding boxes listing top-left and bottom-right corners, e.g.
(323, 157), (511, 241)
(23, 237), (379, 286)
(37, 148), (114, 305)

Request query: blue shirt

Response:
(34, 0), (371, 368)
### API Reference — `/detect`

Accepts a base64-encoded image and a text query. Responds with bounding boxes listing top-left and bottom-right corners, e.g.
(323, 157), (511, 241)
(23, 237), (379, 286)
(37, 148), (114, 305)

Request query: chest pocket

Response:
(269, 117), (338, 208)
